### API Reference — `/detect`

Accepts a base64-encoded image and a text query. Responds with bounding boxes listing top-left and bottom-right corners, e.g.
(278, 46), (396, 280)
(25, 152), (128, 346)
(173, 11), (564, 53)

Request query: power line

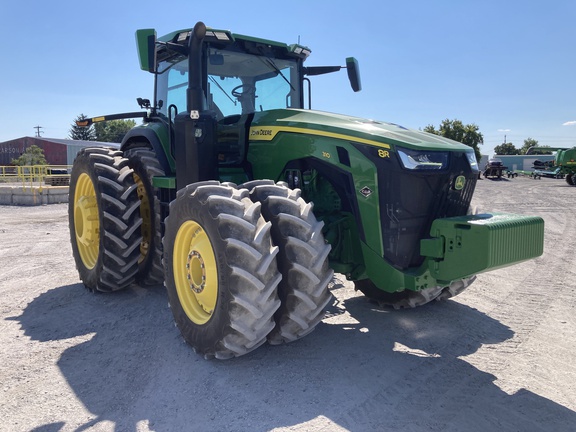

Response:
(33, 125), (43, 137)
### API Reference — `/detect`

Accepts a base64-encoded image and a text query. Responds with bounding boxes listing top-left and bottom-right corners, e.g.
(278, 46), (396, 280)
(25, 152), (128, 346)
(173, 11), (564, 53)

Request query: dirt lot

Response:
(1, 176), (575, 432)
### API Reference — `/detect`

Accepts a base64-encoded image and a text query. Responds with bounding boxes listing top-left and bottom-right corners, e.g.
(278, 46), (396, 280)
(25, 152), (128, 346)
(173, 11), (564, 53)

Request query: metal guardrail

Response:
(0, 165), (72, 187)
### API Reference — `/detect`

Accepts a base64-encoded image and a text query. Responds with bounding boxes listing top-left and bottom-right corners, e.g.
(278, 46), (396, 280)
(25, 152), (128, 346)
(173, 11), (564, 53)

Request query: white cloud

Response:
(562, 121), (576, 126)
(497, 129), (511, 132)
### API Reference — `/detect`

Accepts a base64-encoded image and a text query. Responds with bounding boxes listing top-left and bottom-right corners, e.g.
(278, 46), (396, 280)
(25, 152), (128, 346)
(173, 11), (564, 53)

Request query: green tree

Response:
(69, 114), (96, 141)
(11, 145), (48, 166)
(424, 119), (483, 162)
(94, 119), (136, 143)
(520, 138), (551, 155)
(520, 137), (538, 154)
(494, 142), (519, 155)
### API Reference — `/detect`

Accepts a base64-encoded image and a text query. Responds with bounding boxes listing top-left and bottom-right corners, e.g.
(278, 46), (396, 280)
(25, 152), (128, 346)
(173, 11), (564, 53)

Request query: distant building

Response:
(480, 154), (555, 171)
(0, 137), (118, 166)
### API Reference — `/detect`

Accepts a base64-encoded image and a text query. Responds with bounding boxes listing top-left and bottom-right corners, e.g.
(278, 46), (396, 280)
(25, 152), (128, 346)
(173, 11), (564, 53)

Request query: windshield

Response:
(156, 46), (302, 119)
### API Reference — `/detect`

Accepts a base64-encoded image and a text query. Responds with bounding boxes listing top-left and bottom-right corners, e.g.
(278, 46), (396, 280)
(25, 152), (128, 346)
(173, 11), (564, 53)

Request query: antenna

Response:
(34, 126), (43, 137)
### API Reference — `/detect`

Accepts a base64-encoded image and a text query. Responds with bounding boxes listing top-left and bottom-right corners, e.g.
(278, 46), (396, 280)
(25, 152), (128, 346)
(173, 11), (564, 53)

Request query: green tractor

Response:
(557, 147), (576, 185)
(528, 146), (576, 185)
(69, 22), (544, 359)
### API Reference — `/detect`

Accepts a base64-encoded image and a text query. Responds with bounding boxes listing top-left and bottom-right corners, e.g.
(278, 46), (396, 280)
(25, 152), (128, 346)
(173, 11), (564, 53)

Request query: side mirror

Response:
(136, 29), (157, 73)
(346, 57), (361, 92)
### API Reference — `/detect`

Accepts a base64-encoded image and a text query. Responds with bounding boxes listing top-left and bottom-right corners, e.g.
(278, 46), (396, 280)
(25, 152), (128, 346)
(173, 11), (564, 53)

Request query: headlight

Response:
(466, 152), (479, 170)
(397, 147), (448, 170)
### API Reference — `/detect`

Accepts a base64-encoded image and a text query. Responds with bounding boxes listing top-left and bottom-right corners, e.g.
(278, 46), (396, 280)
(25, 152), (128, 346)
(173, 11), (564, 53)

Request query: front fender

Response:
(121, 122), (173, 174)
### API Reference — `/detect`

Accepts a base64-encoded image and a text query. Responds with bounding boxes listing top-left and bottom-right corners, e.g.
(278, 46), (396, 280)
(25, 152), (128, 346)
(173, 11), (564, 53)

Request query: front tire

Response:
(68, 147), (142, 292)
(242, 180), (333, 345)
(163, 182), (281, 359)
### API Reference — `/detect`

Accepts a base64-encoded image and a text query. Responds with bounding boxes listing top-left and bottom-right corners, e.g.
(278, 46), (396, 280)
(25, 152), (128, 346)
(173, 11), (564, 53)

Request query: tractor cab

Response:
(138, 23), (360, 186)
(155, 40), (302, 170)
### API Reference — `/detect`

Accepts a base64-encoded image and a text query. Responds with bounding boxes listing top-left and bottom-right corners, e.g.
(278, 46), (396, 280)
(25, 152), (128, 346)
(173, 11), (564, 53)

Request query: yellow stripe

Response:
(249, 126), (391, 149)
(92, 116), (106, 123)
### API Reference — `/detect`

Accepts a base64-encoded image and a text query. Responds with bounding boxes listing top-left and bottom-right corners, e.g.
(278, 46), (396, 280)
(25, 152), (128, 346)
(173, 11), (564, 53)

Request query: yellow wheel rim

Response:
(173, 221), (218, 325)
(134, 173), (151, 264)
(74, 173), (99, 269)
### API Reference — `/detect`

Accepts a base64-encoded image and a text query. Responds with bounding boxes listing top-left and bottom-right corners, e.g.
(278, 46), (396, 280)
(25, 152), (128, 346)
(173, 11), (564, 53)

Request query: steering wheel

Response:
(231, 84), (255, 98)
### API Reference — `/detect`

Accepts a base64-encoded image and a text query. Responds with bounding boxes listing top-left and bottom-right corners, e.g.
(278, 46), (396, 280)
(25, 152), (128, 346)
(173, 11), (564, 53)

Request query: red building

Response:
(0, 137), (118, 166)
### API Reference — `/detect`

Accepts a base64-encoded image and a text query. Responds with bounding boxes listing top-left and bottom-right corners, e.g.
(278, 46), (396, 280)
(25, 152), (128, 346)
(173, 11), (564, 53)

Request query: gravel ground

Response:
(0, 176), (575, 432)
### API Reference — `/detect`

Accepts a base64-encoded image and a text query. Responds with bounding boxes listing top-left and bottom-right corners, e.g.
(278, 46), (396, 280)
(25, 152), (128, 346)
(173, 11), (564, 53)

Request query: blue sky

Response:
(1, 0), (575, 157)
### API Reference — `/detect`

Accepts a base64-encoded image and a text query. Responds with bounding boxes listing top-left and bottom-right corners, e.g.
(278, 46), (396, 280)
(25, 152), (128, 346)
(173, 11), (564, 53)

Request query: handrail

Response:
(0, 165), (72, 187)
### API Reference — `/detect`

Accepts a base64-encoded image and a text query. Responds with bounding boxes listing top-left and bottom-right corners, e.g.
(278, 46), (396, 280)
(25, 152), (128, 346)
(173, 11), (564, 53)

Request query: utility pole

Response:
(34, 126), (43, 137)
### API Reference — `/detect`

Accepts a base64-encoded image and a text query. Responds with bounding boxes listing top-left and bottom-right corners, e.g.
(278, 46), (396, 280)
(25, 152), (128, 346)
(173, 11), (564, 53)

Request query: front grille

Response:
(363, 147), (478, 269)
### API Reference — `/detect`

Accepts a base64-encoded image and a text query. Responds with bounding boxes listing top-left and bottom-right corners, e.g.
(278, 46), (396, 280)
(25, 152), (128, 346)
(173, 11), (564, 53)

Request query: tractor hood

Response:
(250, 109), (474, 153)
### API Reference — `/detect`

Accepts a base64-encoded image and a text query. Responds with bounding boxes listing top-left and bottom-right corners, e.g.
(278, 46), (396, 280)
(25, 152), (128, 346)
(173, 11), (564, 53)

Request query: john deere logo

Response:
(454, 176), (466, 190)
(359, 186), (373, 197)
